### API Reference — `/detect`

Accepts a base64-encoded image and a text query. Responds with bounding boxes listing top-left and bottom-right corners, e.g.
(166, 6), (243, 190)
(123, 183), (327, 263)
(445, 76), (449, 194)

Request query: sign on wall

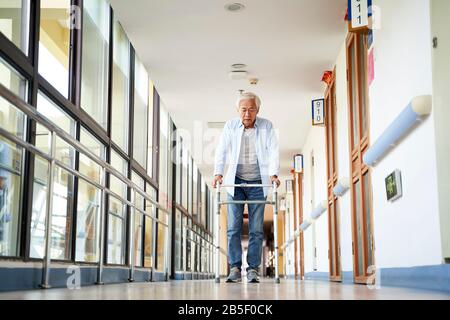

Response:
(385, 170), (403, 202)
(293, 154), (304, 174)
(286, 180), (293, 193)
(350, 0), (369, 29)
(312, 99), (325, 126)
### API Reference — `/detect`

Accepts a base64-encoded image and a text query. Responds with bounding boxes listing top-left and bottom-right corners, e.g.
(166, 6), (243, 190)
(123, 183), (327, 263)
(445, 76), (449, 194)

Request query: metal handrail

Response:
(213, 182), (280, 284)
(0, 83), (170, 287)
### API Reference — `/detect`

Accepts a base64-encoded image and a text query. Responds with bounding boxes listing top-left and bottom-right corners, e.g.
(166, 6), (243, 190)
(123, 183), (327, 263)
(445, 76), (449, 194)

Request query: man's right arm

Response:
(213, 122), (230, 188)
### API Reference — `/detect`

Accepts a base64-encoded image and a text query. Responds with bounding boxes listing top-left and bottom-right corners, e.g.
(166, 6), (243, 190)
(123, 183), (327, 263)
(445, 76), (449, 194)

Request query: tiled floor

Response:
(1, 279), (449, 300)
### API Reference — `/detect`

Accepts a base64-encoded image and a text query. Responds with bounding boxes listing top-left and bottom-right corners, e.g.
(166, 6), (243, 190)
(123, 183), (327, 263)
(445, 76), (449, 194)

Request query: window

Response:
(159, 104), (169, 209)
(187, 156), (193, 213)
(131, 171), (144, 267)
(201, 179), (206, 227)
(75, 128), (105, 262)
(80, 0), (109, 129)
(147, 80), (154, 176)
(30, 92), (76, 260)
(175, 131), (181, 205)
(107, 195), (126, 265)
(133, 54), (148, 168)
(192, 163), (198, 219)
(0, 58), (27, 257)
(175, 209), (182, 271)
(39, 0), (71, 97)
(107, 149), (127, 265)
(111, 18), (130, 152)
(0, 0), (30, 54)
(144, 184), (156, 268)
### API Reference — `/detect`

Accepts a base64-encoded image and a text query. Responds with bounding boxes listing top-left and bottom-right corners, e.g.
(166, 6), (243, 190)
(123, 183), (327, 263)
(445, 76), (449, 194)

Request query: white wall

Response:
(301, 126), (329, 273)
(431, 0), (450, 261)
(300, 0), (444, 275)
(370, 0), (442, 267)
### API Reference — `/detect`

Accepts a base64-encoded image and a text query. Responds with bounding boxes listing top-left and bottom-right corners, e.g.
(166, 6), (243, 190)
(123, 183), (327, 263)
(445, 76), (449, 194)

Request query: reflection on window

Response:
(156, 210), (168, 272)
(144, 185), (156, 268)
(109, 149), (127, 199)
(30, 165), (74, 260)
(159, 105), (169, 209)
(147, 80), (154, 176)
(131, 172), (144, 267)
(39, 0), (70, 97)
(35, 92), (76, 167)
(0, 0), (30, 54)
(31, 92), (76, 260)
(175, 210), (182, 271)
(81, 0), (109, 129)
(111, 18), (130, 152)
(0, 139), (24, 257)
(133, 54), (148, 168)
(75, 128), (105, 263)
(107, 195), (126, 264)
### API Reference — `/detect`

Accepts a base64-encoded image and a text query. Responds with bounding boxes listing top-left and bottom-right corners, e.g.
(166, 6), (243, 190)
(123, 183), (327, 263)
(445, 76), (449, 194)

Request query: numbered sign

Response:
(350, 0), (369, 29)
(312, 99), (325, 126)
(286, 180), (293, 193)
(293, 154), (304, 174)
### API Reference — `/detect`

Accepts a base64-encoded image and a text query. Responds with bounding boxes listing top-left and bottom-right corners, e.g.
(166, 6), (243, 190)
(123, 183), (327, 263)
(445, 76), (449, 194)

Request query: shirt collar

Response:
(239, 117), (260, 129)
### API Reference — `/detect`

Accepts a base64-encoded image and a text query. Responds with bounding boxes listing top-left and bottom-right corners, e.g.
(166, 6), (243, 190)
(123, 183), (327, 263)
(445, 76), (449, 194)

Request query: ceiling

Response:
(110, 0), (347, 193)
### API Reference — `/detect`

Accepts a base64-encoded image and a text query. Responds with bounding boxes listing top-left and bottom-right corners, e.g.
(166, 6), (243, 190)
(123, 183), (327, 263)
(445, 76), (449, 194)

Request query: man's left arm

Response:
(267, 123), (280, 186)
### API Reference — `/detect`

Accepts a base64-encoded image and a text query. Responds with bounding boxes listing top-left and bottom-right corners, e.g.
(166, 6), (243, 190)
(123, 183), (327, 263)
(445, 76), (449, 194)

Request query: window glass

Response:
(107, 195), (126, 264)
(111, 18), (130, 152)
(35, 92), (76, 167)
(133, 54), (148, 168)
(175, 131), (181, 204)
(75, 128), (105, 262)
(144, 184), (156, 268)
(0, 61), (26, 256)
(175, 209), (182, 271)
(81, 0), (109, 129)
(147, 80), (154, 176)
(39, 0), (71, 97)
(0, 0), (30, 54)
(159, 104), (169, 209)
(131, 171), (144, 267)
(109, 149), (127, 199)
(181, 145), (188, 209)
(30, 92), (76, 260)
(32, 165), (74, 260)
(192, 162), (198, 218)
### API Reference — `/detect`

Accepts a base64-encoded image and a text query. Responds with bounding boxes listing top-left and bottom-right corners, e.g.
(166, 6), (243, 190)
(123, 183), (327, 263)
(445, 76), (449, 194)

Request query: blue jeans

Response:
(227, 176), (266, 271)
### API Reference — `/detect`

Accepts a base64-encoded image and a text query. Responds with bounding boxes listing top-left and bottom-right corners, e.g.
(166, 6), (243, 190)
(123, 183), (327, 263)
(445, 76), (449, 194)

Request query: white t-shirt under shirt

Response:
(236, 128), (261, 181)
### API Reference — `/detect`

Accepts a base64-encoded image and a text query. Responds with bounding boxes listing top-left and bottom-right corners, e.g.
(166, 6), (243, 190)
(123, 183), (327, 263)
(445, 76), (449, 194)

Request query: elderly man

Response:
(213, 92), (280, 283)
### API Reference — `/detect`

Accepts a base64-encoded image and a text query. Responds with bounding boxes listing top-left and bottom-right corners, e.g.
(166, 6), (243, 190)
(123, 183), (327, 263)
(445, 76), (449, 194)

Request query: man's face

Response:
(238, 99), (259, 128)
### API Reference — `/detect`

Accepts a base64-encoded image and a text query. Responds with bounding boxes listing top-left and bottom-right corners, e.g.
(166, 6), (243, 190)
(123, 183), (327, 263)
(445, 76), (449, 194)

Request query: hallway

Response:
(1, 0), (450, 300)
(1, 280), (449, 300)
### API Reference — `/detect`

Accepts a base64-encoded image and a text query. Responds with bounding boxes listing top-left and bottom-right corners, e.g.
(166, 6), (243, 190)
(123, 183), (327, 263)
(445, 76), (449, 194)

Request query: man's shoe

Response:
(226, 267), (242, 283)
(247, 269), (260, 283)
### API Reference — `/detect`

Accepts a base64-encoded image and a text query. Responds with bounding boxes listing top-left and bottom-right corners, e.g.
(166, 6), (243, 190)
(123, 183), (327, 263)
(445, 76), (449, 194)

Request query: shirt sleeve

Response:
(267, 122), (280, 177)
(214, 122), (231, 176)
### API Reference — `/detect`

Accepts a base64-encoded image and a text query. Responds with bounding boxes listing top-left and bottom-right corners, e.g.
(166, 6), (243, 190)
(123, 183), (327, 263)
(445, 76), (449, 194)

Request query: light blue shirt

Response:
(214, 117), (279, 197)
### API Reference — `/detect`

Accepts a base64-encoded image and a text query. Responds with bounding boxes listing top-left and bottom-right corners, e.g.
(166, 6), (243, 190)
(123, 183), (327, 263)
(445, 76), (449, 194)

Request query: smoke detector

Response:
(228, 70), (248, 80)
(249, 78), (258, 85)
(225, 3), (246, 12)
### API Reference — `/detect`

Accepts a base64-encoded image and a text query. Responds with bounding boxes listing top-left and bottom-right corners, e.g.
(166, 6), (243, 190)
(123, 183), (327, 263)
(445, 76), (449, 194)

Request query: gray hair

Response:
(236, 92), (261, 110)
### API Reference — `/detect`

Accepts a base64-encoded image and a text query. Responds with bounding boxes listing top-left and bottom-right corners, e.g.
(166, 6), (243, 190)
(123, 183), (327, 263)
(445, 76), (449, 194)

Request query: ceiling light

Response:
(228, 70), (247, 80)
(225, 3), (246, 13)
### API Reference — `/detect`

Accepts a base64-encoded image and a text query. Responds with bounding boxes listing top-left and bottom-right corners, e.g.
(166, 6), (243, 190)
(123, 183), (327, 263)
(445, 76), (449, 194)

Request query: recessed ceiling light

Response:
(231, 63), (247, 69)
(225, 3), (246, 13)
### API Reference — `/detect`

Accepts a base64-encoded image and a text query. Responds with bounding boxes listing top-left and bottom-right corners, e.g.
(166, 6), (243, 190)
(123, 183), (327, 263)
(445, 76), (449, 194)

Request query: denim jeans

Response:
(227, 176), (266, 271)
